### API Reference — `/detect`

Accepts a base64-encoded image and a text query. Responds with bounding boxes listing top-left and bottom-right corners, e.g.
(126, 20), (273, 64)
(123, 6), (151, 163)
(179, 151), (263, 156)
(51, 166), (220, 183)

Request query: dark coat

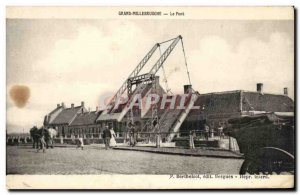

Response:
(103, 128), (112, 138)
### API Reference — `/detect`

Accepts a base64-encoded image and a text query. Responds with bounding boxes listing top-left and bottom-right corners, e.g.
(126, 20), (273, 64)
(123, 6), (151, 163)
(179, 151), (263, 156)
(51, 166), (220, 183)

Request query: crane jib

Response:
(102, 35), (183, 114)
(104, 43), (160, 110)
(149, 36), (181, 75)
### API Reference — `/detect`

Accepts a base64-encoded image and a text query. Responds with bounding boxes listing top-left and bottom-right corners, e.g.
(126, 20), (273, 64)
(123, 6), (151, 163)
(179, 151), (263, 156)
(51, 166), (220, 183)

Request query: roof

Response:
(187, 90), (294, 119)
(242, 92), (294, 112)
(97, 87), (295, 122)
(50, 106), (83, 125)
(97, 112), (122, 121)
(48, 106), (62, 115)
(70, 111), (102, 126)
(189, 90), (241, 115)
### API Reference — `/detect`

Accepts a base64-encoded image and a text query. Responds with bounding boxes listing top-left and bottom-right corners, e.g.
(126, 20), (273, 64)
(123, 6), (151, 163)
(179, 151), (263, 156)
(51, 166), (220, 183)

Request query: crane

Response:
(97, 35), (192, 123)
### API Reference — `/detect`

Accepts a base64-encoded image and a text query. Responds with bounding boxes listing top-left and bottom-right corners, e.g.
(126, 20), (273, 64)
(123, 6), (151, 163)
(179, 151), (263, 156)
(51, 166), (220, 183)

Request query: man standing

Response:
(129, 125), (137, 147)
(204, 124), (209, 141)
(30, 126), (39, 149)
(103, 125), (112, 150)
(37, 127), (46, 153)
(189, 130), (195, 149)
(39, 134), (47, 153)
(218, 124), (224, 139)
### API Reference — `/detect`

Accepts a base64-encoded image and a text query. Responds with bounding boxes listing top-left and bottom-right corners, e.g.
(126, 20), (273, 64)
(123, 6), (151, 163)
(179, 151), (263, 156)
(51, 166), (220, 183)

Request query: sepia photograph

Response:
(6, 6), (295, 189)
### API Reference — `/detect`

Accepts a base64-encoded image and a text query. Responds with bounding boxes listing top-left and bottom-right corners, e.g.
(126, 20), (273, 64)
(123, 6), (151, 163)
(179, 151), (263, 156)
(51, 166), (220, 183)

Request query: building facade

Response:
(181, 84), (294, 133)
(69, 110), (102, 138)
(44, 102), (87, 137)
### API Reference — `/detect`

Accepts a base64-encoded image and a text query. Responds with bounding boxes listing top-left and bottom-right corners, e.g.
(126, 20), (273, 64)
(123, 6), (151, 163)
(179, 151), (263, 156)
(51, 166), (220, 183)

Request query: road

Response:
(7, 146), (243, 175)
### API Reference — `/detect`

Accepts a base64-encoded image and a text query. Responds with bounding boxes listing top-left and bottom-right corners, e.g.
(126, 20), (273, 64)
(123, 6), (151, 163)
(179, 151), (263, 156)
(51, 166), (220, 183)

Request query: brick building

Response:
(44, 102), (87, 137)
(181, 84), (294, 133)
(69, 110), (102, 138)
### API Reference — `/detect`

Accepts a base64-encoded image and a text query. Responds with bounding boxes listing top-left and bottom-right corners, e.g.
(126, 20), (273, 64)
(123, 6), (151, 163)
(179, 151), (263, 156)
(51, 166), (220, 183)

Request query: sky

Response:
(6, 19), (294, 133)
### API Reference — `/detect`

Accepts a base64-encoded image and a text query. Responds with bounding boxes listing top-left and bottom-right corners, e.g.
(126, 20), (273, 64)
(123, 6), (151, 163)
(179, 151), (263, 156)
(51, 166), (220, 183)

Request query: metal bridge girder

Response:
(102, 43), (159, 114)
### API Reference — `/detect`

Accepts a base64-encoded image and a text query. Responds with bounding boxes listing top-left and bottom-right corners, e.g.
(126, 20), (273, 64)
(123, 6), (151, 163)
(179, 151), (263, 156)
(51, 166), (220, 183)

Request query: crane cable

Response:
(180, 39), (192, 86)
(158, 46), (172, 94)
(158, 36), (192, 93)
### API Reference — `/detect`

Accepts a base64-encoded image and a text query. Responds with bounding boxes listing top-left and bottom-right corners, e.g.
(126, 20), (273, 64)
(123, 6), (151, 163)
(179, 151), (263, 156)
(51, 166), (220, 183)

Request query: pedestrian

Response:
(204, 124), (209, 141)
(38, 135), (47, 153)
(30, 126), (39, 148)
(189, 130), (195, 149)
(129, 126), (137, 147)
(36, 128), (46, 153)
(77, 133), (84, 150)
(109, 127), (117, 147)
(218, 124), (224, 139)
(103, 125), (112, 150)
(210, 127), (215, 138)
(127, 121), (136, 147)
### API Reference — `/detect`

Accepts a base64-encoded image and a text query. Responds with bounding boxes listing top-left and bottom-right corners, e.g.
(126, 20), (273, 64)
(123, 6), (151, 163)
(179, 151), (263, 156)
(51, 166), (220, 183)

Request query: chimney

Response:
(184, 85), (192, 94)
(57, 103), (60, 108)
(96, 106), (99, 112)
(284, 87), (288, 96)
(81, 101), (85, 107)
(61, 102), (65, 108)
(256, 83), (263, 94)
(70, 103), (74, 108)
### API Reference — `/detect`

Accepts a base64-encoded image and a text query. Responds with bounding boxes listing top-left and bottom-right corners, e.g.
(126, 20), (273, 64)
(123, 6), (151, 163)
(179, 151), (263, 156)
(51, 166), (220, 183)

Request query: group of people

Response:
(204, 124), (225, 140)
(29, 124), (119, 151)
(28, 123), (226, 152)
(75, 125), (117, 150)
(29, 126), (56, 153)
(102, 123), (138, 149)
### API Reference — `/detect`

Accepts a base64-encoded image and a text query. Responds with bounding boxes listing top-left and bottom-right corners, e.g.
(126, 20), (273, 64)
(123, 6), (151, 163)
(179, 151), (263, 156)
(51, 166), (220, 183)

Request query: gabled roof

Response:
(50, 106), (84, 125)
(49, 106), (62, 115)
(70, 111), (102, 126)
(242, 91), (294, 112)
(187, 90), (294, 119)
(190, 90), (241, 115)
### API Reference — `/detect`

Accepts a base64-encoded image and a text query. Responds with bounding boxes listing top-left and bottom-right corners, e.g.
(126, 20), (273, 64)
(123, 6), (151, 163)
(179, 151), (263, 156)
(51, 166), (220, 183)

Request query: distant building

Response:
(44, 102), (87, 137)
(181, 84), (294, 132)
(69, 109), (102, 139)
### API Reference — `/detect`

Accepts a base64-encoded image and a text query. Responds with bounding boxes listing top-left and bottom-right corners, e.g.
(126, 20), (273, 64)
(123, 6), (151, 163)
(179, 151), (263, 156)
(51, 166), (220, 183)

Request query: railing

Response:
(7, 130), (233, 150)
(120, 130), (231, 149)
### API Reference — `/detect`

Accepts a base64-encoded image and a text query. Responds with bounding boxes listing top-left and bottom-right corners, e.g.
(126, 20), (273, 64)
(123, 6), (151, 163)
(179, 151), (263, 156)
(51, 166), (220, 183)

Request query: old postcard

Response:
(6, 6), (294, 189)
